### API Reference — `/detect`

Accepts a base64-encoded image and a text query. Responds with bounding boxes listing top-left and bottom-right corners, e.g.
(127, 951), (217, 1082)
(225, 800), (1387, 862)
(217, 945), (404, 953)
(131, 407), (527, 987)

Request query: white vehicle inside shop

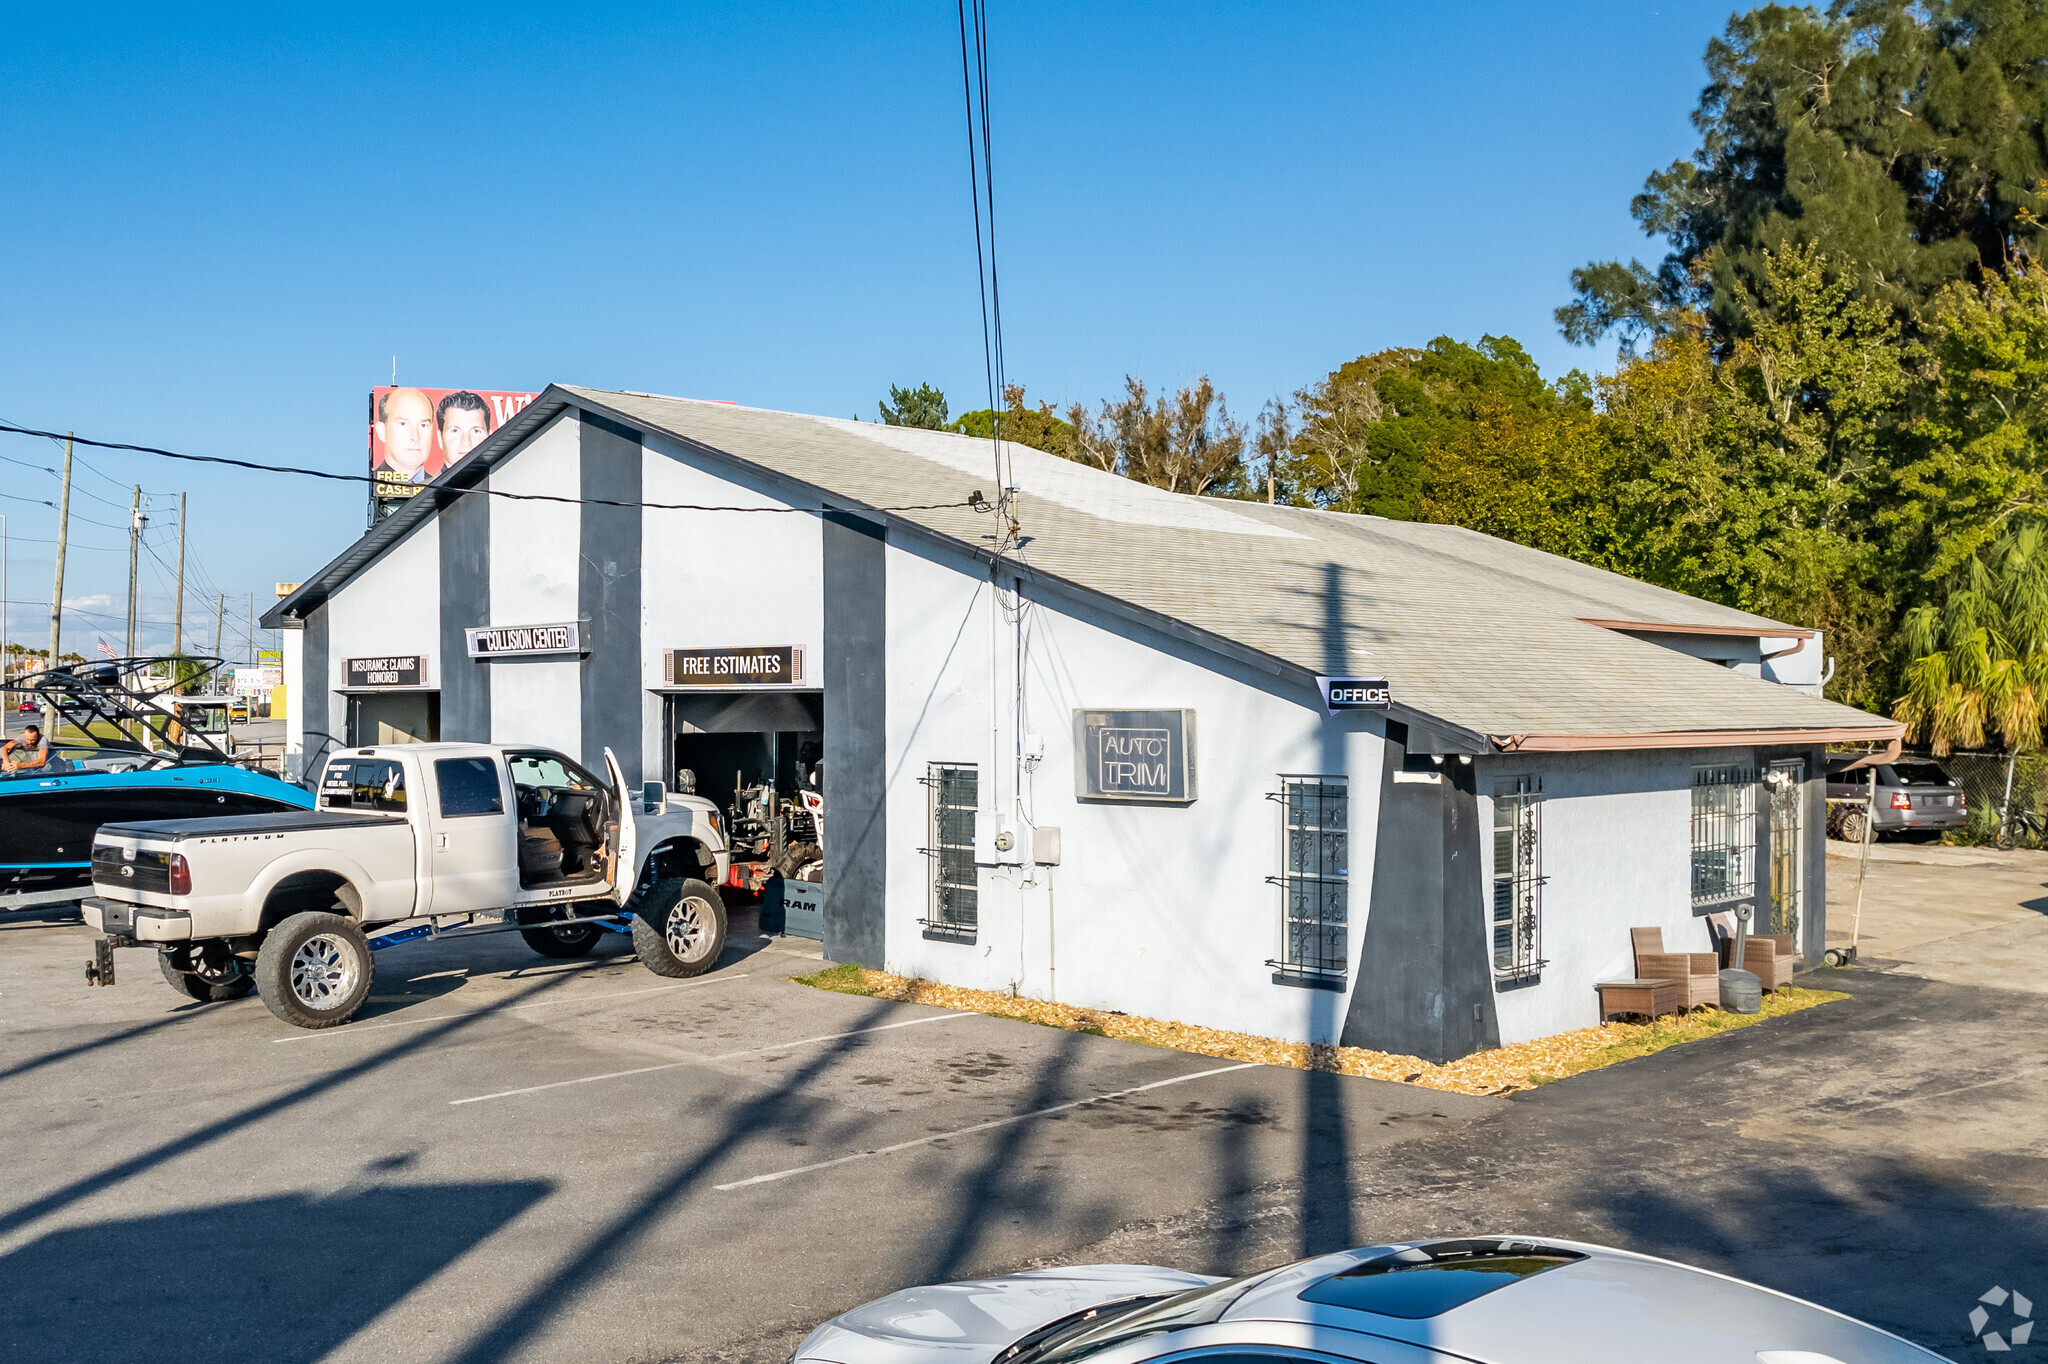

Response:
(80, 742), (730, 1028)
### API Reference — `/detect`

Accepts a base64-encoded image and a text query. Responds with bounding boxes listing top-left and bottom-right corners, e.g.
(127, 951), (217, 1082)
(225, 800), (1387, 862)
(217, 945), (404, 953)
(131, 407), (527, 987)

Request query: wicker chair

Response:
(1742, 932), (1798, 991)
(1630, 926), (1719, 1011)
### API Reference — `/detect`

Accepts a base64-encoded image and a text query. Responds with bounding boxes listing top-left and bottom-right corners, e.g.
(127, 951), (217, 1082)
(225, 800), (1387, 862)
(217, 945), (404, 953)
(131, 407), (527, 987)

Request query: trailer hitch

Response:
(85, 937), (117, 987)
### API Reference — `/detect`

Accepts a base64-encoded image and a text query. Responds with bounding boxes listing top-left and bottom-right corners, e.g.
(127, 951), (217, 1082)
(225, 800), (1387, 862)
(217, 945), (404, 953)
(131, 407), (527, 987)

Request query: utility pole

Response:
(246, 592), (254, 665)
(44, 433), (73, 733)
(125, 485), (144, 657)
(213, 593), (225, 671)
(2, 512), (9, 698)
(173, 491), (186, 656)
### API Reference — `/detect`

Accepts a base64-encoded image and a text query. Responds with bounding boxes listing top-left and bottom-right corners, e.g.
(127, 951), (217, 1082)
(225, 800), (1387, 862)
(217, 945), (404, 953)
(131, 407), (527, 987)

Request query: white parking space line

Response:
(714, 1061), (1263, 1191)
(447, 1011), (980, 1105)
(271, 975), (750, 1043)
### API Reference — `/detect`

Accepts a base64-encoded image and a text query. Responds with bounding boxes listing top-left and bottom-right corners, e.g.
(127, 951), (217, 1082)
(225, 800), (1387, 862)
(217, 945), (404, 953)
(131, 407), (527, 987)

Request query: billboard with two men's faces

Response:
(369, 387), (538, 518)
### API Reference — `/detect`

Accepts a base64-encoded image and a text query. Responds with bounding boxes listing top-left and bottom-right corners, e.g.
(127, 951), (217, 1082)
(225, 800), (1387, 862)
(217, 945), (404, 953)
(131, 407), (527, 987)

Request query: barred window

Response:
(922, 763), (979, 940)
(1691, 764), (1757, 907)
(1270, 776), (1348, 984)
(1492, 776), (1544, 979)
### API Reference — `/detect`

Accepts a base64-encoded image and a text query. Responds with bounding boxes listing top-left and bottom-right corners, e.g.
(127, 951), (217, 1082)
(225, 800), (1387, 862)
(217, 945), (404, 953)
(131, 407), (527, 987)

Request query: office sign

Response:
(345, 654), (426, 688)
(664, 646), (806, 687)
(1074, 709), (1196, 804)
(466, 622), (582, 658)
(1318, 675), (1391, 714)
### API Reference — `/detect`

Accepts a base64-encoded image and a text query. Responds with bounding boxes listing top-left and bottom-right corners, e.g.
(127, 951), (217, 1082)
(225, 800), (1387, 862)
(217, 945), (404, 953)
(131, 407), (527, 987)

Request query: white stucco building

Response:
(266, 386), (1900, 1062)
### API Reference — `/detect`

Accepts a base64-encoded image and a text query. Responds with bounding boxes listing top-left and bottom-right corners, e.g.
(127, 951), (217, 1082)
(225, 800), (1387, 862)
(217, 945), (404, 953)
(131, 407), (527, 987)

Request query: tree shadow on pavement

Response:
(0, 1180), (551, 1364)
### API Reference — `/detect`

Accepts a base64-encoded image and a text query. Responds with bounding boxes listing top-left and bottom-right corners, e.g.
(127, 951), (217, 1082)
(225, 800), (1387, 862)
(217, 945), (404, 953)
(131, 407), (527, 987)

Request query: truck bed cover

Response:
(98, 810), (403, 840)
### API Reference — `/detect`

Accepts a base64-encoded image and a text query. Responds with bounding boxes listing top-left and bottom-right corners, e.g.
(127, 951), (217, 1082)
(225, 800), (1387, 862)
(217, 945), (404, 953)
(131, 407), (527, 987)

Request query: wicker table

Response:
(1596, 977), (1683, 1022)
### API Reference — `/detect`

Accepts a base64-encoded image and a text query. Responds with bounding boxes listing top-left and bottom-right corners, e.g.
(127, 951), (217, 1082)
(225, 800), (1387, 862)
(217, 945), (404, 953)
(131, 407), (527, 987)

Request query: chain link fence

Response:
(1931, 751), (2048, 847)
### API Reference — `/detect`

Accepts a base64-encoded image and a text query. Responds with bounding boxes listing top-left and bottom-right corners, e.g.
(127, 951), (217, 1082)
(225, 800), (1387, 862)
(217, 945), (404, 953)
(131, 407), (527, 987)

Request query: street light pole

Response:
(44, 433), (73, 734)
(174, 491), (186, 656)
(125, 485), (144, 658)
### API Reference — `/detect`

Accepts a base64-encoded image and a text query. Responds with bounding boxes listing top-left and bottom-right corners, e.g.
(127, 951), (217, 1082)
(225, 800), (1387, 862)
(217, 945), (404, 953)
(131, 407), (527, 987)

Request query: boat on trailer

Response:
(2, 656), (313, 907)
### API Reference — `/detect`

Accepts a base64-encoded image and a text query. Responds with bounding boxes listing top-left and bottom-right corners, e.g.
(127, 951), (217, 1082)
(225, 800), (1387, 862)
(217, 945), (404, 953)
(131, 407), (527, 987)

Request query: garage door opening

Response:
(663, 691), (824, 932)
(346, 692), (441, 747)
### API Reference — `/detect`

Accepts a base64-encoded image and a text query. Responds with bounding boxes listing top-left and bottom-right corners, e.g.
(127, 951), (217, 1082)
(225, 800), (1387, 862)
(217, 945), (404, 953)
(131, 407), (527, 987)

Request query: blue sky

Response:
(0, 1), (1732, 658)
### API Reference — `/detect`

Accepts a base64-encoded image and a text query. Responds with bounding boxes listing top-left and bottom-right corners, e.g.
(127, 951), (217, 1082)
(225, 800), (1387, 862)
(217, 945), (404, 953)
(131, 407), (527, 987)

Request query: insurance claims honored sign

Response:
(345, 655), (425, 688)
(663, 646), (806, 688)
(1073, 709), (1196, 804)
(465, 622), (582, 658)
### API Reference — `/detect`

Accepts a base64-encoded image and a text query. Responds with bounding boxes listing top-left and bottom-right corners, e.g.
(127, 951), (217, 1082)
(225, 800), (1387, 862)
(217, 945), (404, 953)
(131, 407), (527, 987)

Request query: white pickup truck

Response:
(81, 741), (731, 1028)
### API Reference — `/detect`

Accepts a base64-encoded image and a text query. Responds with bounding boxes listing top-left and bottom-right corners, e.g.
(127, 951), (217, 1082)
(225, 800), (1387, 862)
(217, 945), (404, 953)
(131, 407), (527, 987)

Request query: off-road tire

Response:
(254, 911), (374, 1029)
(158, 948), (256, 1002)
(1837, 808), (1869, 845)
(631, 877), (727, 978)
(774, 841), (821, 880)
(514, 906), (604, 958)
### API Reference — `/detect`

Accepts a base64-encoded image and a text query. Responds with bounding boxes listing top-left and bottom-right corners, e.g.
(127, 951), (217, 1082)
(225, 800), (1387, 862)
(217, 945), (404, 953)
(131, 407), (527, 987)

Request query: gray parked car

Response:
(1826, 757), (1967, 842)
(791, 1237), (1945, 1363)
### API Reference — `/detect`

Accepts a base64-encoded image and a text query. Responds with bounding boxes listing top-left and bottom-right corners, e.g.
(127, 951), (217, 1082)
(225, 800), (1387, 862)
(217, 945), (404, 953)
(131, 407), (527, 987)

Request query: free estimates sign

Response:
(1073, 709), (1196, 804)
(345, 655), (426, 688)
(664, 646), (806, 687)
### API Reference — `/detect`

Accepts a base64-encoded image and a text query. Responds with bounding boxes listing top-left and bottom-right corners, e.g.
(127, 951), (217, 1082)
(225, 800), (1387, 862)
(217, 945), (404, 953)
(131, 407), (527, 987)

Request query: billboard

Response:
(369, 387), (538, 512)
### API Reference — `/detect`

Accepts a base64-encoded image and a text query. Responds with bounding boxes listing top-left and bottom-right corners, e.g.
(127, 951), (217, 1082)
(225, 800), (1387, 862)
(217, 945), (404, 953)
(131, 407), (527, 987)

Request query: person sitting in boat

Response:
(2, 724), (54, 777)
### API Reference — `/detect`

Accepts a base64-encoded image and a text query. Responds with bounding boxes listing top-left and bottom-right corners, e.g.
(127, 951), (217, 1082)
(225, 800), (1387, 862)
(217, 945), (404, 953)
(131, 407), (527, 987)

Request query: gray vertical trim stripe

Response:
(579, 410), (643, 785)
(821, 512), (887, 967)
(438, 484), (491, 741)
(300, 606), (334, 788)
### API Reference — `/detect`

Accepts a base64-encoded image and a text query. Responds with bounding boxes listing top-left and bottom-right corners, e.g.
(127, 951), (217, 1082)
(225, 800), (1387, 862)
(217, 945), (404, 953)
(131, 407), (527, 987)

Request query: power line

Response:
(0, 423), (981, 517)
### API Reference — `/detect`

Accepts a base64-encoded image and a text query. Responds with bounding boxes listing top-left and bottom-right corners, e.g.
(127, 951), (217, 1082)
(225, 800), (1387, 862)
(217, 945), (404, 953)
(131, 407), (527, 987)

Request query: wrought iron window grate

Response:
(1492, 776), (1545, 979)
(920, 763), (979, 938)
(1691, 764), (1757, 908)
(1269, 776), (1348, 983)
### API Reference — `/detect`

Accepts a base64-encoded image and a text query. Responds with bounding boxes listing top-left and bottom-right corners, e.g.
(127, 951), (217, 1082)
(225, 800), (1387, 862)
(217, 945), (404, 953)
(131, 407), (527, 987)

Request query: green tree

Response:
(953, 384), (1076, 459)
(1280, 336), (1573, 519)
(1895, 519), (2048, 752)
(1890, 263), (2048, 581)
(877, 382), (950, 429)
(1066, 376), (1248, 496)
(1561, 1), (2048, 352)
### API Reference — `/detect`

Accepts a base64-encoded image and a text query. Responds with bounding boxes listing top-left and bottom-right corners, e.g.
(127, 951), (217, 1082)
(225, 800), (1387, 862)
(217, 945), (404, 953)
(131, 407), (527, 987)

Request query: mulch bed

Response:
(794, 964), (1846, 1096)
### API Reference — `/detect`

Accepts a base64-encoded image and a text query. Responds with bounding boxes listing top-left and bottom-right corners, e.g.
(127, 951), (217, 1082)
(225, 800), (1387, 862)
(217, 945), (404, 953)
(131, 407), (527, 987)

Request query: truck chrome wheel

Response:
(290, 934), (359, 1007)
(665, 897), (714, 963)
(632, 876), (727, 979)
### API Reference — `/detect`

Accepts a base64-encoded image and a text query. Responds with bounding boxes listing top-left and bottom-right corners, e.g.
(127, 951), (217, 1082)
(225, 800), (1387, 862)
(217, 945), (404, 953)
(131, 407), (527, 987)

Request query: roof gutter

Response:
(1490, 722), (1904, 753)
(1579, 617), (1817, 640)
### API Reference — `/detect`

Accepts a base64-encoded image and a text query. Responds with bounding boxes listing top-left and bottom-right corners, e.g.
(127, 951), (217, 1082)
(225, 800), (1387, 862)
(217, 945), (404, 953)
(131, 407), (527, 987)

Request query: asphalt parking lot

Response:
(4, 850), (2045, 1363)
(0, 908), (1491, 1364)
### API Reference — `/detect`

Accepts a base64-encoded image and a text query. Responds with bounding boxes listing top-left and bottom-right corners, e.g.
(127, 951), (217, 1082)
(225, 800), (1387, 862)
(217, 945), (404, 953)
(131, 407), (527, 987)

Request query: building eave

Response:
(1489, 722), (1904, 753)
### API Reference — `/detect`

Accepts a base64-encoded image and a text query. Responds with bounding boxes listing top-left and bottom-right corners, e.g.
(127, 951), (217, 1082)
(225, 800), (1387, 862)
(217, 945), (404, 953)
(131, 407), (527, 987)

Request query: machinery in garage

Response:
(663, 691), (824, 900)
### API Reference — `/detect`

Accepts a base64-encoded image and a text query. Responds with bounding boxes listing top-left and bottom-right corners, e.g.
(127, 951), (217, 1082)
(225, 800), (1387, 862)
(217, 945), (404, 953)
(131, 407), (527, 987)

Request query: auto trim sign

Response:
(663, 646), (806, 687)
(1074, 708), (1196, 804)
(345, 655), (426, 688)
(465, 622), (582, 658)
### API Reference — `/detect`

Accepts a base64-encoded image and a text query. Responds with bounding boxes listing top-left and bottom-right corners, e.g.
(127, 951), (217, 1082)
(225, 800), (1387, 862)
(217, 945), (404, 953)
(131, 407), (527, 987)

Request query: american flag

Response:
(96, 640), (117, 660)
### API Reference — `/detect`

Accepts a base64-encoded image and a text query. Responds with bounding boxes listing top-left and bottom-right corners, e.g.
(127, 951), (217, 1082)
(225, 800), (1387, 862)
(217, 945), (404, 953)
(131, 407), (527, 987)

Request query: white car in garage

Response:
(791, 1237), (1945, 1363)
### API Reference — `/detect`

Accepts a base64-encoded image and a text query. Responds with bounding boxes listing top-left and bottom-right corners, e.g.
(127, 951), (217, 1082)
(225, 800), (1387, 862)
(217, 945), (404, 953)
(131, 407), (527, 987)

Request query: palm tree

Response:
(1895, 521), (2048, 754)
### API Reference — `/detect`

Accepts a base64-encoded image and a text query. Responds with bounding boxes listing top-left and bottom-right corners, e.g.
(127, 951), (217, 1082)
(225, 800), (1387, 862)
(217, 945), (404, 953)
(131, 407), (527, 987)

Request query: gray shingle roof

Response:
(271, 384), (1900, 749)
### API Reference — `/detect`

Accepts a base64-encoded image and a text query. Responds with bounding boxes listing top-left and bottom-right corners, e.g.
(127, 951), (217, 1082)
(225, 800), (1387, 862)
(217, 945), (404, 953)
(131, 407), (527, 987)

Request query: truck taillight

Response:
(168, 854), (192, 895)
(1891, 792), (1912, 809)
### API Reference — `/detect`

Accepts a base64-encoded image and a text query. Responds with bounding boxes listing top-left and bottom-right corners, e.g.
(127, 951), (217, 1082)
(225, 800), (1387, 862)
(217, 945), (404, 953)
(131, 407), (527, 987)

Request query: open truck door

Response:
(602, 747), (637, 907)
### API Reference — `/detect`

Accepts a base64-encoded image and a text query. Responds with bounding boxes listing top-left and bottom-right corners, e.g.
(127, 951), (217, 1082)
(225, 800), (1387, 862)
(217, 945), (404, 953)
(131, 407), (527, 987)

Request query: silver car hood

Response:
(793, 1264), (1217, 1364)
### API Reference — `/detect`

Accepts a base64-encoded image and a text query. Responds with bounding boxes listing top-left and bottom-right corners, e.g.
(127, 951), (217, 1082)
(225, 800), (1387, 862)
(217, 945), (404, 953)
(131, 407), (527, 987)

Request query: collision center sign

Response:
(466, 623), (582, 658)
(346, 655), (425, 688)
(664, 646), (806, 687)
(1073, 709), (1196, 804)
